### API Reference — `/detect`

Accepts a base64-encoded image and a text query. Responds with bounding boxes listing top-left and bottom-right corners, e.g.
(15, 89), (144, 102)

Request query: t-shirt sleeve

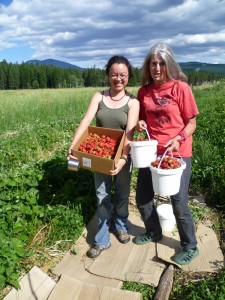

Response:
(176, 82), (199, 121)
(137, 87), (147, 121)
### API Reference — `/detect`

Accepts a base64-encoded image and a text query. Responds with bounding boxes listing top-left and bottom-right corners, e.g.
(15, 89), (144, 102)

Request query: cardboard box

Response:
(71, 126), (125, 175)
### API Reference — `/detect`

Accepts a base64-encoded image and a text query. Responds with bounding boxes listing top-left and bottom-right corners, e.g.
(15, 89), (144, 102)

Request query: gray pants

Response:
(136, 157), (197, 250)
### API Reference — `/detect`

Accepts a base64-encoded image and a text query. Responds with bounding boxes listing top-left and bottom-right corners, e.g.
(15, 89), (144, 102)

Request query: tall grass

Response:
(0, 88), (100, 134)
(191, 85), (225, 208)
(0, 85), (224, 297)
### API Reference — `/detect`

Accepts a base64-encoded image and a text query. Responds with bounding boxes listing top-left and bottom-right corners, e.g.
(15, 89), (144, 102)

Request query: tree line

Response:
(0, 59), (224, 90)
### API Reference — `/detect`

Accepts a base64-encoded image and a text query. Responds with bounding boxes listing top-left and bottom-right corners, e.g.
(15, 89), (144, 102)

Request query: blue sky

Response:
(0, 0), (225, 68)
(0, 0), (12, 6)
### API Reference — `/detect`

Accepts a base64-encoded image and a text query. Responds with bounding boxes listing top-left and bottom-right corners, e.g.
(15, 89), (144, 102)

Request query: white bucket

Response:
(157, 204), (176, 232)
(150, 157), (186, 196)
(130, 140), (158, 168)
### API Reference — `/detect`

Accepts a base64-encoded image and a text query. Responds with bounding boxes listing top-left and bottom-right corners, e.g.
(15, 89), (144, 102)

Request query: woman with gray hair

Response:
(134, 43), (199, 266)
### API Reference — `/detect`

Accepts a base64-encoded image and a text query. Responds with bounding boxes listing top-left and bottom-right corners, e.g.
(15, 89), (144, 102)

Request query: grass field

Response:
(0, 85), (224, 299)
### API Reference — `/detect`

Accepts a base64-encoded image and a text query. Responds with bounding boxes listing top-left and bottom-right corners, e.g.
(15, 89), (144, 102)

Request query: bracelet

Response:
(179, 130), (187, 140)
(121, 155), (128, 163)
(178, 138), (185, 145)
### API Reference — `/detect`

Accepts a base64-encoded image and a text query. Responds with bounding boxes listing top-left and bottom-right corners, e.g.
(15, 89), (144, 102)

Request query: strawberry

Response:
(151, 157), (181, 169)
(78, 132), (119, 159)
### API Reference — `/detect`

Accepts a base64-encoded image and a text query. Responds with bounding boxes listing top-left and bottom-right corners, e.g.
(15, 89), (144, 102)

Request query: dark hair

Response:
(105, 55), (133, 78)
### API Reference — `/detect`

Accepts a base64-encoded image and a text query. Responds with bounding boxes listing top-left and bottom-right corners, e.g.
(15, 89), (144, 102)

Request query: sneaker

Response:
(133, 233), (162, 245)
(171, 248), (199, 265)
(86, 243), (111, 258)
(116, 230), (130, 244)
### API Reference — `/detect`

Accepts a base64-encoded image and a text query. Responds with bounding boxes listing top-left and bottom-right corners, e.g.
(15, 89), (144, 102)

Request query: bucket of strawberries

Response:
(130, 130), (158, 168)
(150, 149), (186, 196)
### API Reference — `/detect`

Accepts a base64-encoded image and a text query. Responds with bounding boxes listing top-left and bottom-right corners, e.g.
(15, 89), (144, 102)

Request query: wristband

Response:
(179, 130), (187, 140)
(121, 155), (128, 163)
(178, 138), (185, 145)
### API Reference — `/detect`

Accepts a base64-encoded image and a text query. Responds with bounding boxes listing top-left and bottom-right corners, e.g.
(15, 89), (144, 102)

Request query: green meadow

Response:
(0, 85), (224, 299)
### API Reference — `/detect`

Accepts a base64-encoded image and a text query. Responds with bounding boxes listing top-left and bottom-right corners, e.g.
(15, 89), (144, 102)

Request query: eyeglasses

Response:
(109, 74), (128, 80)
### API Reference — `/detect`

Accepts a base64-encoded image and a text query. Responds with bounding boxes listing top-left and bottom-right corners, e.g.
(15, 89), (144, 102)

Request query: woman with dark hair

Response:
(67, 55), (139, 258)
(134, 43), (199, 266)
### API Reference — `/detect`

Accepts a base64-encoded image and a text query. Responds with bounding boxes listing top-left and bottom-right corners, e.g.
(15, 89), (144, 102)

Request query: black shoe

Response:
(116, 230), (130, 244)
(86, 244), (111, 258)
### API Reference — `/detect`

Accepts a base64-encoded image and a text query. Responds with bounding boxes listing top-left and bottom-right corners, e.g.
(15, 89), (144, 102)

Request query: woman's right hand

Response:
(136, 120), (147, 132)
(67, 146), (78, 161)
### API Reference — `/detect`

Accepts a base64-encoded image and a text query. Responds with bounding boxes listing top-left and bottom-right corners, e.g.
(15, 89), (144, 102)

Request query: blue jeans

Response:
(136, 157), (197, 250)
(93, 156), (132, 248)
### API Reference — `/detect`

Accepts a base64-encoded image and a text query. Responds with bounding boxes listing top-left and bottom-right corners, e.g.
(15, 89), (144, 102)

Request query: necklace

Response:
(109, 88), (126, 101)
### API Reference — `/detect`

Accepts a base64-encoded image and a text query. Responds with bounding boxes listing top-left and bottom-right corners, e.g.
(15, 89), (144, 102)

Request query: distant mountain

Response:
(25, 59), (225, 76)
(26, 59), (84, 70)
(179, 62), (225, 75)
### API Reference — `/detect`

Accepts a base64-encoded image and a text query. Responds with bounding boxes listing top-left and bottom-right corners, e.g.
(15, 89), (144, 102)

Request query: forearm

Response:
(165, 116), (197, 151)
(70, 119), (91, 148)
(122, 100), (140, 158)
(122, 127), (135, 158)
(179, 117), (197, 139)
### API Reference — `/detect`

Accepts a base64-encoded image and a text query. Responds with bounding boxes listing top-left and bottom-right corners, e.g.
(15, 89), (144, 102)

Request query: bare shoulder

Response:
(127, 93), (139, 106)
(91, 90), (104, 103)
(94, 90), (104, 98)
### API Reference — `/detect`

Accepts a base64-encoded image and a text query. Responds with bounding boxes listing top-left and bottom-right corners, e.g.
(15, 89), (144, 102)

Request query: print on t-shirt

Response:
(155, 97), (171, 125)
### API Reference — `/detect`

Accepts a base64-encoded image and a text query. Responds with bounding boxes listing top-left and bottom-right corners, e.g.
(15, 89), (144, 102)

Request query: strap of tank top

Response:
(100, 90), (131, 110)
(100, 90), (104, 101)
(127, 96), (131, 103)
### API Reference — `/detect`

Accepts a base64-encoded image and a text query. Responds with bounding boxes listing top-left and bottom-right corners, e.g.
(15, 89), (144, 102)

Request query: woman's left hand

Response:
(164, 136), (181, 153)
(110, 158), (126, 176)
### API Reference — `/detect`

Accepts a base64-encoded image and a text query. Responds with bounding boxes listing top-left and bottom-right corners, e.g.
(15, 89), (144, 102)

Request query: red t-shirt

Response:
(138, 80), (199, 157)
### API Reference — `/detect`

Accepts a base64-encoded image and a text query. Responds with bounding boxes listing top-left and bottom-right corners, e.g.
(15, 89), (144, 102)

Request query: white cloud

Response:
(0, 0), (225, 67)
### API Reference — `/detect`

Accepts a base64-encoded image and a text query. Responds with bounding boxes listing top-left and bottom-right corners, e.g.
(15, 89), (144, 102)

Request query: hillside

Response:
(179, 62), (225, 75)
(26, 58), (84, 70)
(26, 59), (225, 76)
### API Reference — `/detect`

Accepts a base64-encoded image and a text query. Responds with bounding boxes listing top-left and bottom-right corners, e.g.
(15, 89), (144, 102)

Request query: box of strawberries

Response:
(71, 126), (125, 174)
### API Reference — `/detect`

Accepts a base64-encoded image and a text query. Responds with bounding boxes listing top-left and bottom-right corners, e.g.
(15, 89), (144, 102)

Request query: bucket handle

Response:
(145, 128), (151, 140)
(157, 148), (185, 171)
(136, 128), (151, 141)
(157, 148), (170, 170)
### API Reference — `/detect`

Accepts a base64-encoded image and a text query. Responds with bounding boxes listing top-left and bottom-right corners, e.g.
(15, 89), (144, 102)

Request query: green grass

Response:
(191, 85), (225, 209)
(122, 281), (156, 299)
(0, 88), (100, 291)
(171, 269), (225, 299)
(0, 88), (98, 133)
(0, 85), (224, 299)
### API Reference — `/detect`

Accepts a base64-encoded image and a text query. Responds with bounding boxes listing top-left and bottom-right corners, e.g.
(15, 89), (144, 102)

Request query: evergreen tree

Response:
(8, 63), (20, 89)
(32, 79), (39, 89)
(38, 65), (47, 88)
(0, 65), (4, 89)
(19, 63), (31, 89)
(52, 67), (62, 88)
(0, 60), (224, 90)
(0, 60), (8, 89)
(46, 67), (54, 88)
